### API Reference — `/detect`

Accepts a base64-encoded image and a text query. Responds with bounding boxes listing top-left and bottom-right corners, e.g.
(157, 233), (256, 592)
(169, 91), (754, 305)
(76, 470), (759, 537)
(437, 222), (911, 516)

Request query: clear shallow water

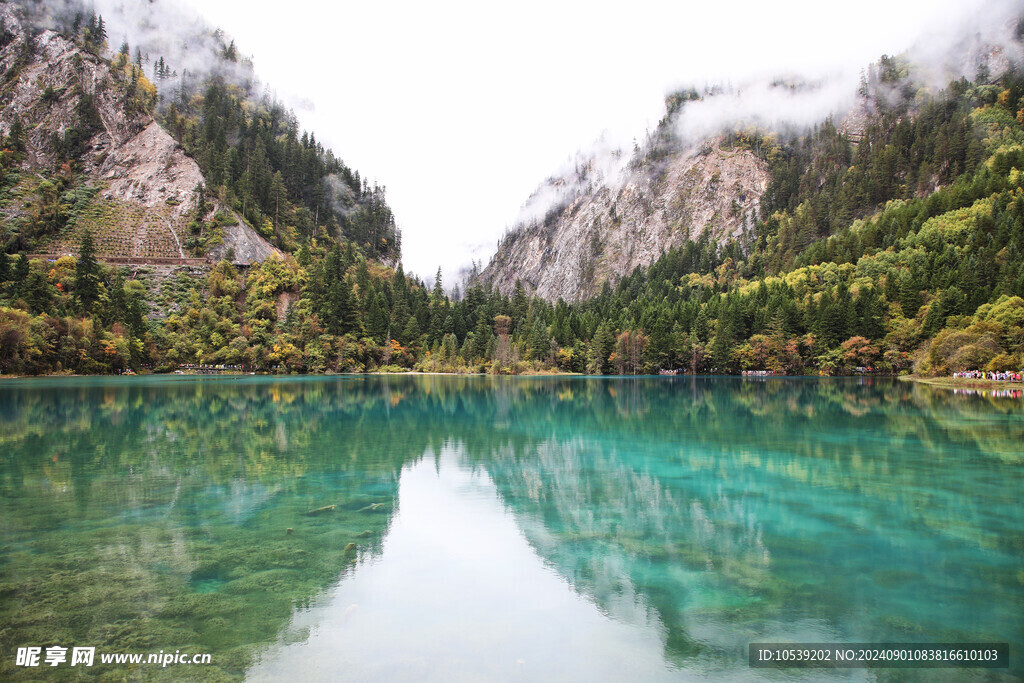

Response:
(0, 375), (1021, 681)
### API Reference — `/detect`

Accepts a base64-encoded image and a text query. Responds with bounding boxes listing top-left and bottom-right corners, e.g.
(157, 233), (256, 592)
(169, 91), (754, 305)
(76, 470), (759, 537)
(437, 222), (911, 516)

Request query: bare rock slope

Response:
(480, 140), (768, 302)
(0, 3), (278, 263)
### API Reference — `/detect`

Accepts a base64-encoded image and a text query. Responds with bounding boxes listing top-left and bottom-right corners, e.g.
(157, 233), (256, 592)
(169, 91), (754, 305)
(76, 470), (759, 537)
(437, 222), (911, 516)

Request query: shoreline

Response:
(0, 369), (577, 380)
(5, 372), (1018, 385)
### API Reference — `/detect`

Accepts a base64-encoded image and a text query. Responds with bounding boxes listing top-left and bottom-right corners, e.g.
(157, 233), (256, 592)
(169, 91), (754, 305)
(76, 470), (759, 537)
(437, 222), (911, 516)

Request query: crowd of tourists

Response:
(741, 370), (778, 376)
(953, 370), (1023, 382)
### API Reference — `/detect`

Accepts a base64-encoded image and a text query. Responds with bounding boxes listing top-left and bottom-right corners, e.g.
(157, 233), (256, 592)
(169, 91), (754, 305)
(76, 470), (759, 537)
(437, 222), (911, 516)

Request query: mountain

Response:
(0, 0), (399, 264)
(477, 16), (1024, 303)
(0, 0), (417, 375)
(0, 2), (278, 263)
(482, 133), (768, 302)
(1, 0), (1022, 379)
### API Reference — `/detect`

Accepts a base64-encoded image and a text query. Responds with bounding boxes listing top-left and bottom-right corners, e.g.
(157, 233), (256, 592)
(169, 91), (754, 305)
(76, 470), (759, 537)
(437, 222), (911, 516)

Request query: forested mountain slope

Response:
(0, 0), (399, 262)
(0, 2), (254, 261)
(478, 21), (1024, 304)
(0, 0), (410, 374)
(0, 2), (1022, 378)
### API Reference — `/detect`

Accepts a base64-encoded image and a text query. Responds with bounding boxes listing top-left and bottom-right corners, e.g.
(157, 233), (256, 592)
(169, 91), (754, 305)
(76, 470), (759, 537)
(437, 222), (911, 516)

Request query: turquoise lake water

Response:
(0, 375), (1021, 681)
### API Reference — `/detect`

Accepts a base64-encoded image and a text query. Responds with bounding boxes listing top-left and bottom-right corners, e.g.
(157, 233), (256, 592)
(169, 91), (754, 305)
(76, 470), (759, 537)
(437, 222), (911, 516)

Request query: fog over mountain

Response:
(508, 1), (1024, 252)
(44, 0), (1009, 289)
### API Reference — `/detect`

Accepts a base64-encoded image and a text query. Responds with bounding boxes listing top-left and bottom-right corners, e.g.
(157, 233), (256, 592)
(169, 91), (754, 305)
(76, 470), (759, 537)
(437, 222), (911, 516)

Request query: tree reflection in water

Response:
(0, 375), (1020, 679)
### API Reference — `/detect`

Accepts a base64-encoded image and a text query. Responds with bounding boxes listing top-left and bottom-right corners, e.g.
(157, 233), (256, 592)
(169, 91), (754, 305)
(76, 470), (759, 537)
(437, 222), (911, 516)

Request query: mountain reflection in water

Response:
(0, 375), (1020, 680)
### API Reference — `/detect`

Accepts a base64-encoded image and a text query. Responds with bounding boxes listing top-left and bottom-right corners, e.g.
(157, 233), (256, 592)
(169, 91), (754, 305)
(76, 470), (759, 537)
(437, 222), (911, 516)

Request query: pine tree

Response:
(471, 316), (491, 360)
(712, 304), (736, 369)
(367, 292), (390, 343)
(512, 279), (528, 327)
(339, 278), (361, 333)
(401, 316), (420, 345)
(108, 269), (126, 324)
(269, 171), (286, 227)
(855, 287), (885, 339)
(459, 336), (473, 363)
(428, 307), (443, 344)
(588, 322), (615, 374)
(815, 295), (847, 348)
(528, 318), (548, 360)
(23, 270), (53, 312)
(899, 270), (922, 318)
(127, 295), (147, 338)
(432, 267), (444, 301)
(325, 277), (359, 335)
(11, 254), (29, 297)
(439, 333), (458, 365)
(75, 229), (100, 313)
(692, 308), (710, 344)
(5, 117), (25, 153)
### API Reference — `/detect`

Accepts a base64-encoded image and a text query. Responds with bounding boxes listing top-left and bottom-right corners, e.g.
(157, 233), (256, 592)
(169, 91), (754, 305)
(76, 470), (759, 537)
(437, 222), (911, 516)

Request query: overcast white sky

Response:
(176, 0), (1008, 286)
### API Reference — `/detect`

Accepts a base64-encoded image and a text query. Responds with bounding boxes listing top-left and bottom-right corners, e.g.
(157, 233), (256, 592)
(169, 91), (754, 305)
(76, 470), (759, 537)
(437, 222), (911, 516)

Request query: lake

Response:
(0, 375), (1021, 681)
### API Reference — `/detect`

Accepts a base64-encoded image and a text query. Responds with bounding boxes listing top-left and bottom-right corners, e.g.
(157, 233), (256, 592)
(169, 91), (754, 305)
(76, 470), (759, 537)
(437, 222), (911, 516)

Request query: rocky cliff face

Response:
(0, 3), (278, 263)
(1, 19), (142, 161)
(480, 138), (768, 302)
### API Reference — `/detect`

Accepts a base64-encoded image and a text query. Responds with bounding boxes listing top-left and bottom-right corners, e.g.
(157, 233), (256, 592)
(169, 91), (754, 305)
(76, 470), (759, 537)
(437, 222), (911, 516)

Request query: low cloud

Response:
(673, 75), (860, 144)
(512, 135), (630, 229)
